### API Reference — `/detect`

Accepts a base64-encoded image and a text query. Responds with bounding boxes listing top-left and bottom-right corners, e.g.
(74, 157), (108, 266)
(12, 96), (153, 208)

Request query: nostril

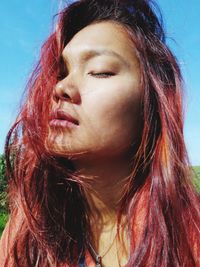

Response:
(63, 93), (70, 99)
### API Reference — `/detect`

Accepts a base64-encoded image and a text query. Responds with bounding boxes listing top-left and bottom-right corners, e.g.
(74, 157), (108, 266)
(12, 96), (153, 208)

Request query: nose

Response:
(53, 76), (81, 104)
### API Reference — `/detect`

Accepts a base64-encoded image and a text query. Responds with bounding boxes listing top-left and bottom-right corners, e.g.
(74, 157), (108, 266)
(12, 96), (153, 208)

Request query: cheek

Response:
(82, 82), (142, 144)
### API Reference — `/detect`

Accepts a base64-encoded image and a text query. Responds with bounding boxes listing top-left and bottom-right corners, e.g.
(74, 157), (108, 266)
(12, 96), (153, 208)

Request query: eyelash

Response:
(57, 71), (115, 81)
(57, 74), (65, 81)
(89, 72), (115, 78)
(57, 70), (67, 81)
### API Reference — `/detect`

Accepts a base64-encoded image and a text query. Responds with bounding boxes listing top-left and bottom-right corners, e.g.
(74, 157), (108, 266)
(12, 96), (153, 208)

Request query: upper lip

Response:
(50, 109), (79, 125)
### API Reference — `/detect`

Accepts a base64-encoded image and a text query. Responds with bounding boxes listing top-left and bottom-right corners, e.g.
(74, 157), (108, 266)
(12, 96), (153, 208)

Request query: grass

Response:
(0, 211), (9, 236)
(192, 166), (200, 192)
(0, 167), (200, 238)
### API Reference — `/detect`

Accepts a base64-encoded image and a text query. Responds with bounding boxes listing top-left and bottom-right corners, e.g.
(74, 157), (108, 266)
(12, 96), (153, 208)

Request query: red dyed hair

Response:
(2, 0), (200, 266)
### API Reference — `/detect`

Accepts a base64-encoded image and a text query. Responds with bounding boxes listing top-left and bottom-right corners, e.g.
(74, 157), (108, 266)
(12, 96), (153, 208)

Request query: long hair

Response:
(4, 0), (200, 266)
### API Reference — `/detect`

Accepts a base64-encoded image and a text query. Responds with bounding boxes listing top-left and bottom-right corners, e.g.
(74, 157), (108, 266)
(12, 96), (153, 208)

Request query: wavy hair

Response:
(4, 0), (200, 266)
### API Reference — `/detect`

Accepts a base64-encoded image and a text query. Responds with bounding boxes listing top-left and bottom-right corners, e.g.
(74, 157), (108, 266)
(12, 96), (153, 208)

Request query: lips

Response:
(49, 109), (79, 128)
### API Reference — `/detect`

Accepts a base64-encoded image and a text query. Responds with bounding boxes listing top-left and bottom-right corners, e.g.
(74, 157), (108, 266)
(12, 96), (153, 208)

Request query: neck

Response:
(72, 156), (132, 226)
(71, 155), (141, 266)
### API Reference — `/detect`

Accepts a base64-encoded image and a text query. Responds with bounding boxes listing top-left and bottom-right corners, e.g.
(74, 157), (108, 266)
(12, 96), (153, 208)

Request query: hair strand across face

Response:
(3, 1), (200, 266)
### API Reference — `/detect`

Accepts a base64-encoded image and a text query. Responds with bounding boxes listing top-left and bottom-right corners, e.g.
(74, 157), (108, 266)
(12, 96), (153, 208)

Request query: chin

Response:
(44, 135), (87, 159)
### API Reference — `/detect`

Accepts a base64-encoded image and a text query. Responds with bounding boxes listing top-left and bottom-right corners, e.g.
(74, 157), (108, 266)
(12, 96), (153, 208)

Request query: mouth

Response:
(49, 109), (79, 128)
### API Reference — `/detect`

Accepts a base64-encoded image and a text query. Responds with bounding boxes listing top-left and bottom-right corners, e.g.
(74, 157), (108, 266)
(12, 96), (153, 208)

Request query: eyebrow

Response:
(61, 48), (130, 68)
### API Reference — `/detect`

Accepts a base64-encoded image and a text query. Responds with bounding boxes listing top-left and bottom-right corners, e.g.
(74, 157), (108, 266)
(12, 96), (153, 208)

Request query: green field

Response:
(0, 166), (200, 237)
(0, 212), (8, 236)
(193, 166), (200, 192)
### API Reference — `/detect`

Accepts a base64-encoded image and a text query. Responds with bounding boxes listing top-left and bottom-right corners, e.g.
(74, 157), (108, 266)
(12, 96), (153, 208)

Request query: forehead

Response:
(62, 21), (139, 67)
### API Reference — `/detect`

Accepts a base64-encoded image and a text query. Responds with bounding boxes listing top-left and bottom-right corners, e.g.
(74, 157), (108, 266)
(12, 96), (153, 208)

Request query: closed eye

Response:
(89, 72), (115, 78)
(57, 74), (66, 81)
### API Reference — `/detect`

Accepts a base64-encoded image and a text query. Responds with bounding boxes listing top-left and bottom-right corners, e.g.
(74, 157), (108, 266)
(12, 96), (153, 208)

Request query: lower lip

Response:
(49, 119), (78, 128)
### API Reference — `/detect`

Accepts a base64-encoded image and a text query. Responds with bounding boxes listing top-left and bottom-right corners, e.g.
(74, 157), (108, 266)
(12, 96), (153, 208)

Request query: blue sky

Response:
(0, 0), (199, 165)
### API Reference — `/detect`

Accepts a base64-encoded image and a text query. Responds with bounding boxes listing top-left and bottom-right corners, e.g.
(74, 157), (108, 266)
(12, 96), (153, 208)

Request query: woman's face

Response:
(46, 21), (142, 162)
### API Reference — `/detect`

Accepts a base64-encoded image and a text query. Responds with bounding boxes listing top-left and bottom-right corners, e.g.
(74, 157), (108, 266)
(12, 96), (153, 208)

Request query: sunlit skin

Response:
(46, 21), (143, 266)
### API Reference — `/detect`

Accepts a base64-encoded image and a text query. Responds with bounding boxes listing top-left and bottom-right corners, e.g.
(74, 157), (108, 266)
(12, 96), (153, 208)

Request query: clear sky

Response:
(0, 0), (199, 166)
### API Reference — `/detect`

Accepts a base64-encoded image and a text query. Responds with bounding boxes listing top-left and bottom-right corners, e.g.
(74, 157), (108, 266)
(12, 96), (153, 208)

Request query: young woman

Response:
(0, 0), (200, 266)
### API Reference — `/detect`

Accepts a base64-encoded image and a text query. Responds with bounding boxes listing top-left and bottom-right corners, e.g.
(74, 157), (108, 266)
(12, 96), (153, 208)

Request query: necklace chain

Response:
(87, 223), (118, 266)
(88, 237), (117, 267)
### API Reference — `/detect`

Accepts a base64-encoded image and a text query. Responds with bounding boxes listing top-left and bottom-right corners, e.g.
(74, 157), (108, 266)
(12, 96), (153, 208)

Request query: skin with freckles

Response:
(46, 21), (142, 163)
